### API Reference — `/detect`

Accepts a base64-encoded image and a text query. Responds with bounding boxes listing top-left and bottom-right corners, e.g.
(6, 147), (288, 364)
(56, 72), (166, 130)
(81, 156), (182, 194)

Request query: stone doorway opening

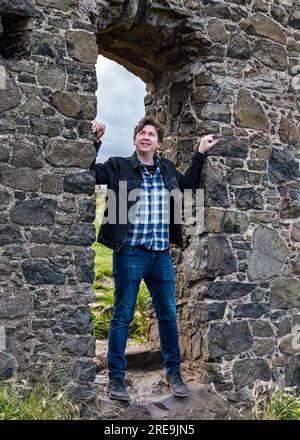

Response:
(93, 5), (213, 364)
(91, 54), (152, 360)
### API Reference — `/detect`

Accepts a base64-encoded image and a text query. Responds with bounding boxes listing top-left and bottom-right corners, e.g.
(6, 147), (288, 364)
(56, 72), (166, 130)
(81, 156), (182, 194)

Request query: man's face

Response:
(134, 124), (161, 156)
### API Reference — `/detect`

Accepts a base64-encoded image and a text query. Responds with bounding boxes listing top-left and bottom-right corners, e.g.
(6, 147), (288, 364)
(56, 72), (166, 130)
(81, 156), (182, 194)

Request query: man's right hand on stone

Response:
(91, 119), (106, 141)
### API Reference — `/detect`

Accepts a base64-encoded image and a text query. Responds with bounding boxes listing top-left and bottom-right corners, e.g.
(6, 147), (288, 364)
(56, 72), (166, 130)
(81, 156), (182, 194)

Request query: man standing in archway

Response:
(91, 117), (218, 401)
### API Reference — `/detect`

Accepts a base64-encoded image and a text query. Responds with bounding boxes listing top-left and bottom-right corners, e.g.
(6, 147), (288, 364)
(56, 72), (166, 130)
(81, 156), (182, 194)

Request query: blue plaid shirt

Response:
(124, 155), (170, 250)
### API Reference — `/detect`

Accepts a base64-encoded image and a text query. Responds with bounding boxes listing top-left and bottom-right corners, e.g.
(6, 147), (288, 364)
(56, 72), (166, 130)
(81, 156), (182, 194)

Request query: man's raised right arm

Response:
(89, 120), (110, 185)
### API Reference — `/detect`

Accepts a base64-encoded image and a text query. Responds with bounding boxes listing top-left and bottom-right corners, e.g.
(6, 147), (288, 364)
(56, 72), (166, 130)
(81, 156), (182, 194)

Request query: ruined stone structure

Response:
(0, 0), (300, 409)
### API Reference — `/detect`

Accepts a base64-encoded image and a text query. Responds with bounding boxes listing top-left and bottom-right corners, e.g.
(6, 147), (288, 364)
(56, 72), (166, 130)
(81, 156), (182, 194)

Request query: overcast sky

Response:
(95, 55), (146, 163)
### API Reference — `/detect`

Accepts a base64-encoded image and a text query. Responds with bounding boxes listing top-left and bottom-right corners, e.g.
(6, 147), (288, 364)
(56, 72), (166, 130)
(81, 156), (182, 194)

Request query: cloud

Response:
(95, 55), (146, 163)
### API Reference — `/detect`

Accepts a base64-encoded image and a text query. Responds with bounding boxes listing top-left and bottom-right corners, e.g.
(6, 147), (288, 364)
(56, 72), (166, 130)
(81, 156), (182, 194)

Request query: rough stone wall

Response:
(0, 0), (300, 408)
(95, 0), (300, 406)
(0, 0), (99, 394)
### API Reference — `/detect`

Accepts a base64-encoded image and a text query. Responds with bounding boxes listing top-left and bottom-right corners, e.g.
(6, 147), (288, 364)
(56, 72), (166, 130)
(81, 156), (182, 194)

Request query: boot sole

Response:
(107, 389), (130, 402)
(163, 377), (189, 398)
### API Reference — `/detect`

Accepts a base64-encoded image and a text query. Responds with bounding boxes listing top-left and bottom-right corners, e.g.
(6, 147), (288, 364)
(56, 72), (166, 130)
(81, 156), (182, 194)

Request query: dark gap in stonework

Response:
(0, 15), (29, 59)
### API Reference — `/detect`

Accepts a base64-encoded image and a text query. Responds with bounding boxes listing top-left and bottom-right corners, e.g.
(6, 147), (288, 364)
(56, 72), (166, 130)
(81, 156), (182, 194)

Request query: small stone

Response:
(30, 228), (52, 244)
(251, 320), (274, 337)
(207, 321), (253, 360)
(10, 198), (57, 226)
(276, 317), (292, 337)
(37, 65), (66, 90)
(22, 259), (68, 284)
(194, 70), (215, 86)
(0, 187), (10, 205)
(21, 97), (43, 116)
(248, 226), (288, 281)
(78, 199), (96, 223)
(207, 19), (228, 44)
(0, 256), (12, 282)
(52, 224), (95, 246)
(0, 166), (40, 192)
(0, 225), (24, 245)
(65, 30), (98, 64)
(36, 0), (79, 12)
(227, 32), (252, 59)
(0, 0), (43, 17)
(279, 336), (299, 355)
(289, 9), (300, 30)
(0, 145), (10, 162)
(233, 358), (271, 389)
(206, 281), (255, 300)
(30, 117), (63, 137)
(240, 13), (286, 44)
(12, 142), (44, 168)
(41, 174), (63, 194)
(200, 103), (231, 123)
(204, 161), (230, 208)
(71, 358), (96, 382)
(0, 73), (21, 114)
(227, 169), (248, 185)
(0, 292), (32, 318)
(45, 139), (95, 168)
(278, 118), (300, 147)
(206, 235), (237, 278)
(253, 339), (275, 356)
(204, 208), (249, 234)
(59, 335), (95, 357)
(235, 188), (264, 210)
(62, 307), (93, 334)
(51, 91), (96, 120)
(0, 352), (18, 380)
(252, 0), (268, 12)
(285, 354), (300, 386)
(234, 89), (269, 131)
(192, 86), (219, 104)
(75, 249), (95, 283)
(269, 148), (300, 183)
(291, 222), (300, 242)
(63, 171), (95, 195)
(253, 39), (288, 71)
(209, 136), (249, 159)
(30, 32), (55, 58)
(270, 278), (300, 309)
(234, 303), (270, 319)
(291, 254), (300, 275)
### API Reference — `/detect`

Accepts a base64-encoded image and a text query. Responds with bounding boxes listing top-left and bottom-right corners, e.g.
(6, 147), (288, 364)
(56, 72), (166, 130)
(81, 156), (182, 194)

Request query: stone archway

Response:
(0, 0), (300, 413)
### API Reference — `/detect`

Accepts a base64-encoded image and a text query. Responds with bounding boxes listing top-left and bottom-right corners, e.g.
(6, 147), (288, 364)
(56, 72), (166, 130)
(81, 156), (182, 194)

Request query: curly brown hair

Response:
(133, 116), (164, 144)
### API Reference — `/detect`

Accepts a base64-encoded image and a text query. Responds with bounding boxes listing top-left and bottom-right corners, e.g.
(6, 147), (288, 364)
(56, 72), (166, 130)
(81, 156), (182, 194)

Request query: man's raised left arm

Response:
(175, 134), (219, 191)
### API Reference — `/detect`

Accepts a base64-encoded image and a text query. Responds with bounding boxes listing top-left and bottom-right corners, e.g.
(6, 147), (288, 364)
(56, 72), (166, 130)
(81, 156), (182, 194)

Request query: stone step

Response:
(95, 340), (164, 372)
(90, 369), (244, 420)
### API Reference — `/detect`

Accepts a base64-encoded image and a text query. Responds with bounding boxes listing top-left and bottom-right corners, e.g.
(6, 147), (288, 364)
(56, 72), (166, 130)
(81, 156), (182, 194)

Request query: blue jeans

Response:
(108, 245), (181, 380)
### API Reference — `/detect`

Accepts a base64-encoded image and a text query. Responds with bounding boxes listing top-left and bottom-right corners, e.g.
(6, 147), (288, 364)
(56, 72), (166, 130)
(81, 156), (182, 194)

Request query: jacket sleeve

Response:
(174, 151), (207, 191)
(90, 140), (110, 185)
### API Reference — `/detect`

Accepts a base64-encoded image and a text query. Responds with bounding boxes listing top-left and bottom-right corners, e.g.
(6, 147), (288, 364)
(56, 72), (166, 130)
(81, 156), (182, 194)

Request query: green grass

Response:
(0, 372), (80, 420)
(90, 189), (150, 343)
(252, 387), (300, 420)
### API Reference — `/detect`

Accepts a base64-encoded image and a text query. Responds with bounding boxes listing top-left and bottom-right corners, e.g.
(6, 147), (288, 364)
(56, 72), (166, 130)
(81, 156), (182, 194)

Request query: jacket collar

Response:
(130, 150), (160, 169)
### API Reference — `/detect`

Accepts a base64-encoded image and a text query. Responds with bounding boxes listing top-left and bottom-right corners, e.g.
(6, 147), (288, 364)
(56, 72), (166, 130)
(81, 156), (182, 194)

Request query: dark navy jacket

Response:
(90, 141), (207, 251)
